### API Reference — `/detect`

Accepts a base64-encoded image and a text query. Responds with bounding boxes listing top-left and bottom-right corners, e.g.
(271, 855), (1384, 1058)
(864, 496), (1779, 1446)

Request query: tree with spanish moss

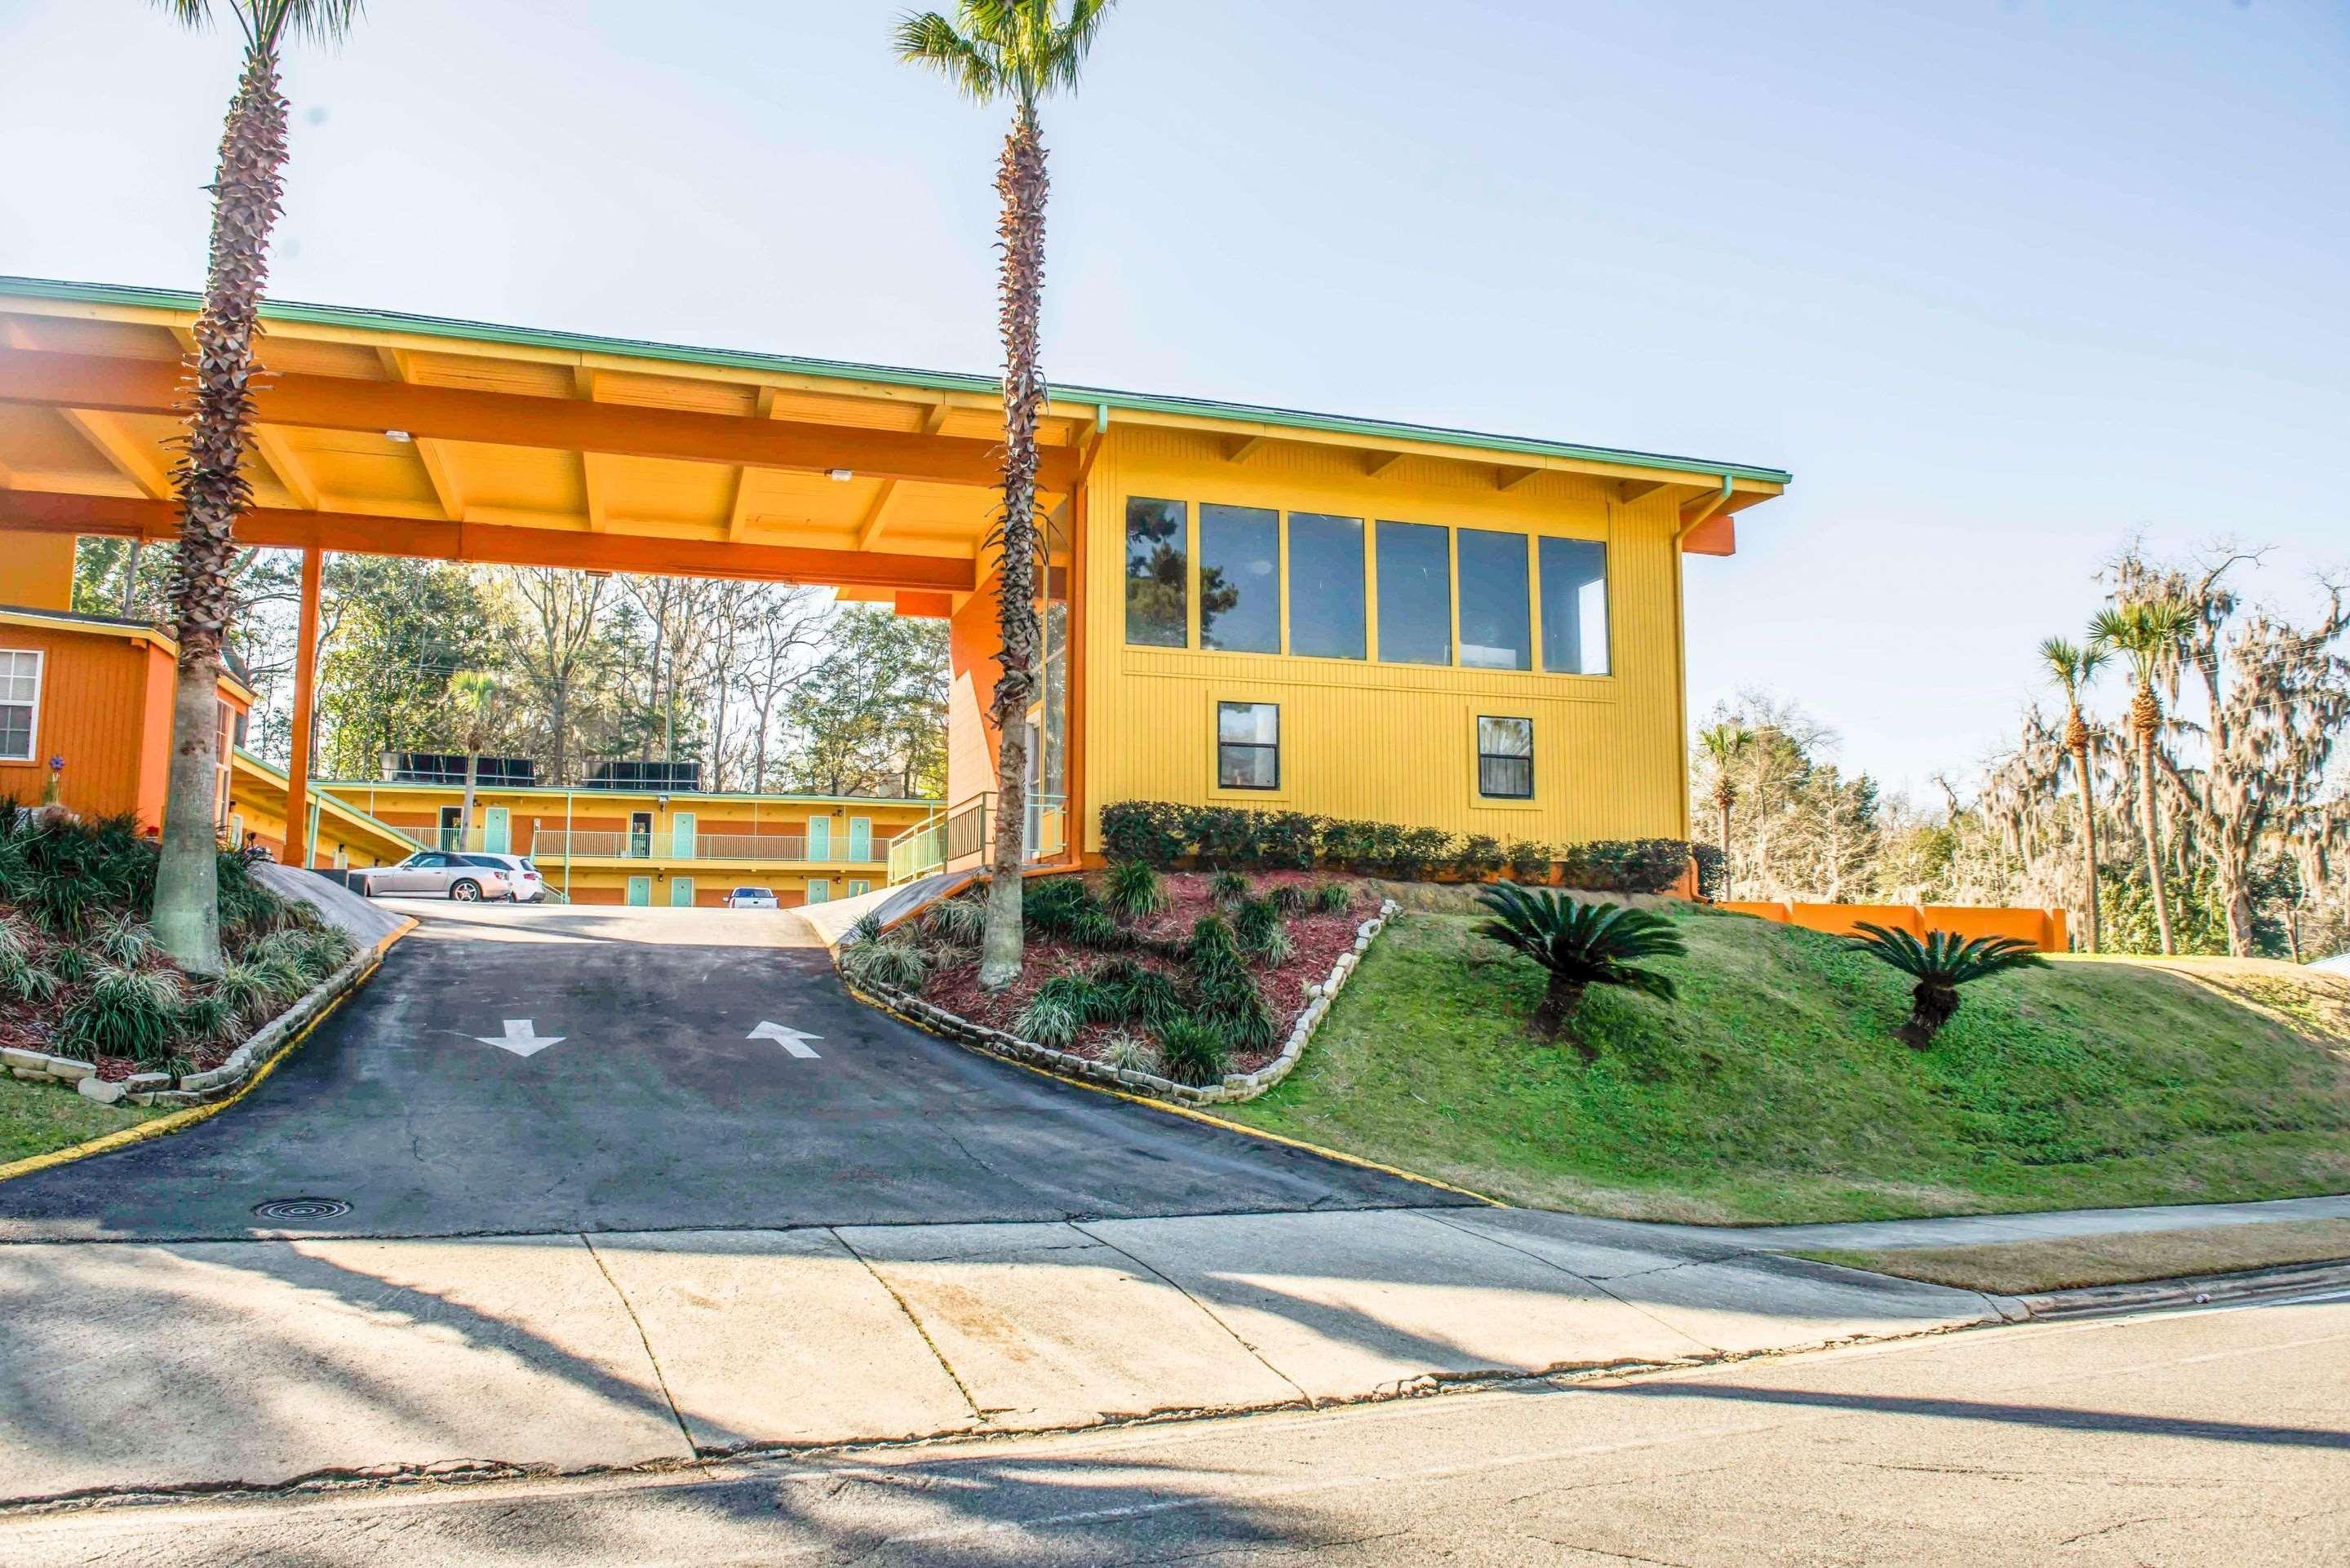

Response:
(147, 0), (366, 970)
(896, 0), (1115, 990)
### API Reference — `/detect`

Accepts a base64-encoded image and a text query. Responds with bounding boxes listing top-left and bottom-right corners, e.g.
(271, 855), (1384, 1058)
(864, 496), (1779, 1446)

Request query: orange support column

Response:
(284, 546), (323, 869)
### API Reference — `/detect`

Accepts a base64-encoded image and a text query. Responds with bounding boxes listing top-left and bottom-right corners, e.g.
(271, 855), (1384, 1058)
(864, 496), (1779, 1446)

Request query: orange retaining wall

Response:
(1720, 901), (2068, 953)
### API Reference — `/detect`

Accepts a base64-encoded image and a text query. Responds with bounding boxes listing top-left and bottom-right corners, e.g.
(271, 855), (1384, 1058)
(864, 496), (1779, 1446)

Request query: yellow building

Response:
(0, 276), (1790, 885)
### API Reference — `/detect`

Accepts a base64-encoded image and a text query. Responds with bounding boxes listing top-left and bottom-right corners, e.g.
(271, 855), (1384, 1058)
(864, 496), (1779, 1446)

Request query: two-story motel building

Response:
(0, 277), (1789, 885)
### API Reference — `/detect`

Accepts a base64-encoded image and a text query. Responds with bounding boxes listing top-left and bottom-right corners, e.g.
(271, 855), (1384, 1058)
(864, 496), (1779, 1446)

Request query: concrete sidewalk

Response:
(1726, 1192), (2350, 1253)
(0, 1207), (1995, 1501)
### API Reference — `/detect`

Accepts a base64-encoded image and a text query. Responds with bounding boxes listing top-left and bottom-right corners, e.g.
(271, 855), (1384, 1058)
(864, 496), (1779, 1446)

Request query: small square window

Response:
(1477, 715), (1533, 800)
(1217, 702), (1279, 791)
(0, 649), (42, 764)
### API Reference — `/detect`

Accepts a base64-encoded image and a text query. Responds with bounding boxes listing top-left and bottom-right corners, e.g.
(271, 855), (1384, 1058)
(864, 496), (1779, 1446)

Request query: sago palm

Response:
(447, 669), (501, 852)
(1850, 924), (2045, 1048)
(2037, 635), (2108, 953)
(147, 0), (366, 970)
(897, 0), (1115, 990)
(1695, 722), (1752, 876)
(2088, 598), (2196, 955)
(1474, 883), (1685, 1043)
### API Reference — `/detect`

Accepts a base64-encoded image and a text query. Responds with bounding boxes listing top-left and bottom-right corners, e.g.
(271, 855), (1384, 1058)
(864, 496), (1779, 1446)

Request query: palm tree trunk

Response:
(460, 751), (479, 853)
(1533, 972), (1587, 1048)
(153, 42), (289, 973)
(1897, 981), (1961, 1048)
(2072, 735), (2100, 953)
(978, 104), (1050, 992)
(2135, 703), (2174, 955)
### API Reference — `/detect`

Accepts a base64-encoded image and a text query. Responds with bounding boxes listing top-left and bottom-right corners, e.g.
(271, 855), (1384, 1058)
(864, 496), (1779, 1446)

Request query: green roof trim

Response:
(0, 276), (1794, 487)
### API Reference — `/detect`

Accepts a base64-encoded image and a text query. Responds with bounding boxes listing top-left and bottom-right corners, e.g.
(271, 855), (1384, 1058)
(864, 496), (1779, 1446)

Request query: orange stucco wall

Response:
(0, 625), (151, 819)
(1722, 901), (2068, 953)
(947, 579), (1002, 808)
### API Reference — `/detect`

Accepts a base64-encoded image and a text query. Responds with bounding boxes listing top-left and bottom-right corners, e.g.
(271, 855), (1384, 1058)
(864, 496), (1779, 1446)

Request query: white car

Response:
(356, 852), (515, 902)
(726, 886), (779, 910)
(467, 853), (548, 902)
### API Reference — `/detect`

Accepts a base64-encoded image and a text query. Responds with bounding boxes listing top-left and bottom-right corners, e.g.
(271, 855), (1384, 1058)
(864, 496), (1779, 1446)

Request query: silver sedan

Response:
(357, 852), (515, 901)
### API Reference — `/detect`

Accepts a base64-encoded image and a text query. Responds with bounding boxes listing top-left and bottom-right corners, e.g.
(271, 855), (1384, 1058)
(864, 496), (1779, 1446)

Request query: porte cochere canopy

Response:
(0, 276), (1787, 617)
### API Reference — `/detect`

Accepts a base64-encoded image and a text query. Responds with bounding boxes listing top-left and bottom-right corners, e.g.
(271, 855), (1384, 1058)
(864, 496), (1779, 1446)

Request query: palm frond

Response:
(1849, 923), (2045, 986)
(893, 11), (1006, 101)
(1473, 883), (1687, 994)
(273, 0), (366, 49)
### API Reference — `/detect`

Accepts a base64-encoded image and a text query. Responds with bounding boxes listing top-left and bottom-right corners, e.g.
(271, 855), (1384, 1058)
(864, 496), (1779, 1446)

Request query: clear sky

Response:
(3, 0), (2344, 799)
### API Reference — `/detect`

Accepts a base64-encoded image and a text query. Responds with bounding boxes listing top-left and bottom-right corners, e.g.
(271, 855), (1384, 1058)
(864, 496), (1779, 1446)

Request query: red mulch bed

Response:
(916, 871), (1374, 1074)
(0, 902), (240, 1082)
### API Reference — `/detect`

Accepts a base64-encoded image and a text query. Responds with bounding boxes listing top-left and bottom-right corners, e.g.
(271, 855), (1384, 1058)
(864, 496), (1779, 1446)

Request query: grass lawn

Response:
(1801, 1218), (2350, 1294)
(1222, 907), (2350, 1225)
(0, 1074), (161, 1167)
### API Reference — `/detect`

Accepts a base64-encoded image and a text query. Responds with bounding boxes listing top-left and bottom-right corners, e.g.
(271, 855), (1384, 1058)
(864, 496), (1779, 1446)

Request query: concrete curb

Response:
(0, 918), (416, 1185)
(851, 900), (1400, 1108)
(1991, 1258), (2350, 1320)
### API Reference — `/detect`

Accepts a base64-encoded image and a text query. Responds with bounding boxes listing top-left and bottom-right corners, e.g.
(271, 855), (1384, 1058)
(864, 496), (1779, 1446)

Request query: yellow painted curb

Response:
(0, 916), (418, 1185)
(848, 983), (1505, 1208)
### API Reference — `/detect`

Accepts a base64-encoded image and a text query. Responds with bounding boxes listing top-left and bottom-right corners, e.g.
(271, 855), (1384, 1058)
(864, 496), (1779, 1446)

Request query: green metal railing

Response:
(886, 791), (1066, 885)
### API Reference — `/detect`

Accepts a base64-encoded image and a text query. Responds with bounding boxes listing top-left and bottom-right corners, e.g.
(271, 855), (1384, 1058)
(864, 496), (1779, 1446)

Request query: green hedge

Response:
(1099, 800), (1691, 893)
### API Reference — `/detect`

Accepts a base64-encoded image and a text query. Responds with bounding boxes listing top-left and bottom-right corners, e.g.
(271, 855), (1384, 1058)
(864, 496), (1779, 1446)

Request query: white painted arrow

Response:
(477, 1019), (565, 1057)
(747, 1021), (822, 1059)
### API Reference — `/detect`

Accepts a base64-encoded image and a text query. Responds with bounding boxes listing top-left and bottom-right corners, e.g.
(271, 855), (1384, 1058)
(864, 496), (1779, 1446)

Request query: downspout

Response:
(1674, 474), (1735, 545)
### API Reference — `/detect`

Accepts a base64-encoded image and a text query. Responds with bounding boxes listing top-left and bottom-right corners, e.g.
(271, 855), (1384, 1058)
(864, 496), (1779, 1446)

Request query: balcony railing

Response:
(519, 829), (889, 865)
(887, 791), (1066, 885)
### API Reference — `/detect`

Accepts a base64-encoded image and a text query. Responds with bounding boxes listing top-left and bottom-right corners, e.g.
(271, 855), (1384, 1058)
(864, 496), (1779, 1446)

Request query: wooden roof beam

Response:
(374, 348), (465, 523)
(856, 402), (953, 551)
(0, 348), (1075, 492)
(55, 407), (173, 500)
(250, 425), (322, 510)
(1616, 478), (1671, 503)
(0, 490), (978, 592)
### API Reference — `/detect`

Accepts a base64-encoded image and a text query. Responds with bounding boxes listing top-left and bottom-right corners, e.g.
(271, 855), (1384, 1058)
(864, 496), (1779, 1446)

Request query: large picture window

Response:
(0, 649), (42, 763)
(1376, 520), (1452, 665)
(1124, 497), (1188, 647)
(1457, 529), (1532, 671)
(1285, 514), (1364, 660)
(1217, 701), (1280, 790)
(1539, 538), (1610, 675)
(1199, 503), (1279, 653)
(1477, 715), (1534, 800)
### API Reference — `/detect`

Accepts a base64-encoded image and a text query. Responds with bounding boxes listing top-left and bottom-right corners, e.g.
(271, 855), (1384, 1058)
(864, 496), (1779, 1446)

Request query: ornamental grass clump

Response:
(1015, 973), (1112, 1049)
(844, 937), (929, 994)
(1209, 869), (1252, 906)
(1848, 924), (2046, 1048)
(1103, 857), (1169, 922)
(0, 812), (155, 935)
(93, 912), (159, 968)
(921, 895), (986, 946)
(1231, 897), (1292, 965)
(211, 959), (281, 1029)
(1097, 1032), (1161, 1076)
(0, 922), (60, 1004)
(1311, 879), (1354, 915)
(1270, 883), (1311, 917)
(1093, 957), (1185, 1032)
(1157, 1019), (1230, 1087)
(1182, 914), (1277, 1054)
(1473, 883), (1686, 1043)
(55, 963), (181, 1065)
(1022, 876), (1124, 948)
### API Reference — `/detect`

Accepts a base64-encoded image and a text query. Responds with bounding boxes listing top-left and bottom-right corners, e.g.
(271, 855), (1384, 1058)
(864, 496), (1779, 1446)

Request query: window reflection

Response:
(1539, 538), (1609, 675)
(1457, 528), (1531, 671)
(1286, 513), (1364, 660)
(1377, 520), (1451, 665)
(1199, 503), (1279, 653)
(1124, 498), (1187, 647)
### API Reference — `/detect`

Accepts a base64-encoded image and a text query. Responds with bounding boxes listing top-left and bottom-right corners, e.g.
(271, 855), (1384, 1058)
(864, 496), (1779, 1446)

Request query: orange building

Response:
(0, 591), (256, 836)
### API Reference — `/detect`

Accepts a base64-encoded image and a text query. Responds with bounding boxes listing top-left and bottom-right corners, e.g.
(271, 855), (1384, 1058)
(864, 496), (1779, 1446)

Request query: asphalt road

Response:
(0, 902), (1439, 1241)
(5, 1291), (2343, 1565)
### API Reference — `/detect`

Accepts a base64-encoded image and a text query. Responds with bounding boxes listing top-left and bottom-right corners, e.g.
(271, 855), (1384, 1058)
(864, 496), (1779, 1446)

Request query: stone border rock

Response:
(2, 932), (396, 1111)
(850, 899), (1400, 1107)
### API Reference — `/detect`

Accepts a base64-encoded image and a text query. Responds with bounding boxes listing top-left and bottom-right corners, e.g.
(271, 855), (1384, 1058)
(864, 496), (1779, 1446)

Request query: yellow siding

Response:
(1078, 426), (1692, 851)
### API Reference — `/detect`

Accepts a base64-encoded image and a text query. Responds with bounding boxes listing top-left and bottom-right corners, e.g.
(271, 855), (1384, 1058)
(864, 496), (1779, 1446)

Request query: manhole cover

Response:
(251, 1197), (352, 1223)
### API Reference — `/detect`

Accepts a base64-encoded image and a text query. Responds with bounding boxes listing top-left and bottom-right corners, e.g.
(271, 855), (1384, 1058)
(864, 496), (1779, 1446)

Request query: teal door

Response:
(847, 816), (871, 862)
(484, 807), (510, 854)
(805, 879), (831, 905)
(626, 875), (652, 906)
(670, 877), (695, 908)
(806, 817), (831, 862)
(671, 812), (696, 859)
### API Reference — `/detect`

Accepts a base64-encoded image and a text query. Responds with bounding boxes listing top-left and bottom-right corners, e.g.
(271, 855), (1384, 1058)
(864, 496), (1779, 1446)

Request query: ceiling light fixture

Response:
(384, 428), (414, 443)
(827, 468), (854, 481)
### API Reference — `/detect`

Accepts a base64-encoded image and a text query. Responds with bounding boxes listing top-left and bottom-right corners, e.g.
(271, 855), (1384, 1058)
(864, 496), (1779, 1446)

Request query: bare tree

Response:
(500, 567), (610, 784)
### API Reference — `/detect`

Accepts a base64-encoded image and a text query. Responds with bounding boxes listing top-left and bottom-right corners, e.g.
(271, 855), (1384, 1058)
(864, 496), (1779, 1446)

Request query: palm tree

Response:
(2089, 599), (2196, 955)
(147, 0), (366, 972)
(447, 670), (502, 852)
(2038, 636), (2108, 953)
(1695, 722), (1752, 871)
(1473, 884), (1685, 1045)
(1849, 924), (2045, 1048)
(897, 0), (1115, 990)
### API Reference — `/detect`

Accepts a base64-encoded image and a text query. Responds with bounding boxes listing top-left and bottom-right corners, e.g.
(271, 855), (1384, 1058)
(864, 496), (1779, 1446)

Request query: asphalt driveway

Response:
(0, 902), (1442, 1241)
